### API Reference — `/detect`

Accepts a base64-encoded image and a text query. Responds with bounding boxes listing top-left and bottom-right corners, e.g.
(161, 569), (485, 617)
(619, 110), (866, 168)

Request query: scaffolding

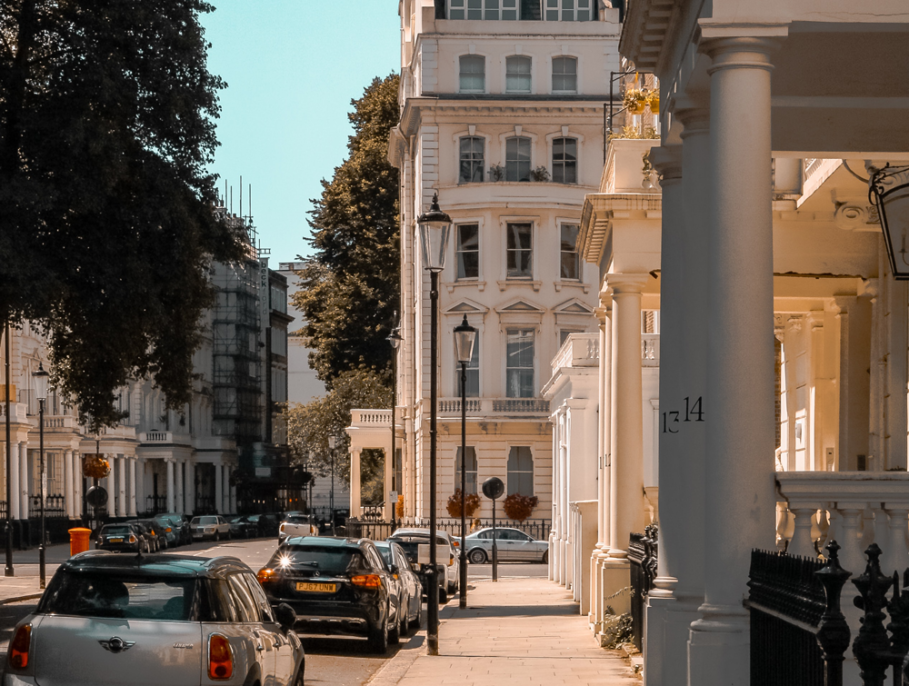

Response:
(211, 213), (263, 447)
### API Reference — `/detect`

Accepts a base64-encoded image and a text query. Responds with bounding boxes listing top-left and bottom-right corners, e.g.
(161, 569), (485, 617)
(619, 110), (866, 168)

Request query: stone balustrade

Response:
(776, 471), (909, 577)
(642, 333), (660, 367)
(0, 402), (28, 423)
(349, 409), (393, 426)
(551, 332), (599, 374)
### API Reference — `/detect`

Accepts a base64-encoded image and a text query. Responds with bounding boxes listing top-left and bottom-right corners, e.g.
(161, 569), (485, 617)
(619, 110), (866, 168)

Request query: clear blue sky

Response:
(202, 1), (401, 264)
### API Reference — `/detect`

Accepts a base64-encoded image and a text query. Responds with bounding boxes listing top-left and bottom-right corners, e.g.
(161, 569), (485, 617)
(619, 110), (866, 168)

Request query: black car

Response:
(159, 512), (192, 545)
(248, 513), (280, 537)
(95, 523), (148, 553)
(137, 519), (163, 551)
(257, 536), (398, 653)
(229, 515), (257, 539)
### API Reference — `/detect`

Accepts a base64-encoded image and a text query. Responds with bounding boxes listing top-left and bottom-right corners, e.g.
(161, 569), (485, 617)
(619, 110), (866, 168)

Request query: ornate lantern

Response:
(869, 164), (909, 278)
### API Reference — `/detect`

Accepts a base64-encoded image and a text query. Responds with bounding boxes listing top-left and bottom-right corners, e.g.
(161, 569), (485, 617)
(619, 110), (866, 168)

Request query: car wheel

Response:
(468, 548), (487, 564)
(542, 549), (549, 564)
(214, 531), (220, 542)
(439, 587), (448, 604)
(389, 604), (401, 645)
(367, 617), (389, 654)
(227, 530), (232, 540)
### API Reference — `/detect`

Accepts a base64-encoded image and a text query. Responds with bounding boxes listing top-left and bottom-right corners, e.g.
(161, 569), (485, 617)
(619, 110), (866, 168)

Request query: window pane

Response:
(506, 223), (532, 278)
(560, 223), (578, 251)
(457, 224), (479, 279)
(460, 55), (485, 92)
(552, 57), (577, 92)
(507, 446), (534, 495)
(505, 137), (531, 182)
(506, 56), (532, 93)
(506, 329), (534, 397)
(456, 447), (478, 494)
(459, 137), (484, 183)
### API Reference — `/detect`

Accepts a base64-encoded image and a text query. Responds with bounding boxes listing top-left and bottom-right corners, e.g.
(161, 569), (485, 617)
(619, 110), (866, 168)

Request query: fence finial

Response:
(852, 543), (893, 686)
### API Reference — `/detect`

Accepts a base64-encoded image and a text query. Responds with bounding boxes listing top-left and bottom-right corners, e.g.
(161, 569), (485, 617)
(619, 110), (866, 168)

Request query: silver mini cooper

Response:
(4, 551), (305, 686)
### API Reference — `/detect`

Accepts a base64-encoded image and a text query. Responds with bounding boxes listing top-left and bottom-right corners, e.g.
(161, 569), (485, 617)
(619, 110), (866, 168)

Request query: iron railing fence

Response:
(345, 516), (551, 543)
(628, 525), (658, 652)
(27, 494), (65, 518)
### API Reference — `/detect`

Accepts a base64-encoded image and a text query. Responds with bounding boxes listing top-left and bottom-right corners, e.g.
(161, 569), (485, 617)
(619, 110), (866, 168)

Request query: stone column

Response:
(9, 441), (19, 520)
(175, 459), (184, 514)
(350, 449), (362, 517)
(73, 452), (82, 518)
(214, 463), (223, 514)
(887, 279), (908, 470)
(230, 482), (237, 514)
(19, 442), (28, 519)
(184, 461), (195, 515)
(222, 466), (231, 514)
(107, 453), (116, 515)
(64, 450), (74, 518)
(834, 296), (872, 471)
(384, 447), (394, 522)
(549, 412), (559, 582)
(166, 459), (175, 513)
(689, 35), (780, 686)
(128, 457), (137, 517)
(135, 459), (145, 515)
(117, 455), (127, 517)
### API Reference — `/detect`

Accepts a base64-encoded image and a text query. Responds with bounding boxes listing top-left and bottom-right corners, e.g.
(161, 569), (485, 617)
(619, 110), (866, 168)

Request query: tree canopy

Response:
(0, 0), (243, 428)
(292, 73), (400, 387)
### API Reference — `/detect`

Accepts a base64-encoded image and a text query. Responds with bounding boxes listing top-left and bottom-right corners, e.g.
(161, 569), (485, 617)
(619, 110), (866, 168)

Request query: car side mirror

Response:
(275, 603), (296, 633)
(389, 564), (399, 575)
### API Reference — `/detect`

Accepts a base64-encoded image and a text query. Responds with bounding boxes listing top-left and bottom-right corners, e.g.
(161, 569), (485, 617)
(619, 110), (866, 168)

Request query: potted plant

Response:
(623, 87), (648, 115)
(502, 493), (539, 521)
(447, 489), (481, 518)
(530, 166), (550, 182)
(488, 164), (505, 181)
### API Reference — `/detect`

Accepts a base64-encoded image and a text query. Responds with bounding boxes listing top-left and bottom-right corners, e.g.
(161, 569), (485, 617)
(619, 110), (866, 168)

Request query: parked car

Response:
(229, 515), (257, 539)
(375, 540), (423, 633)
(248, 513), (280, 537)
(278, 514), (319, 543)
(152, 515), (178, 548)
(95, 523), (149, 554)
(257, 536), (398, 653)
(136, 519), (164, 552)
(190, 515), (231, 542)
(457, 527), (549, 564)
(160, 512), (192, 545)
(4, 550), (305, 686)
(387, 528), (459, 602)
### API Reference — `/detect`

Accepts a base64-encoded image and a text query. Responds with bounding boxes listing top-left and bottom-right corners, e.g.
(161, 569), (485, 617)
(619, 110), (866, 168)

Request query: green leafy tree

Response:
(293, 73), (400, 387)
(0, 0), (242, 428)
(285, 369), (391, 499)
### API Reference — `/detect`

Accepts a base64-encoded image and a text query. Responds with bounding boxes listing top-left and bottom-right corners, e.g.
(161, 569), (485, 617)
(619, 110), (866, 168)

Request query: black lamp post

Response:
(388, 325), (403, 532)
(418, 192), (451, 656)
(870, 164), (909, 279)
(327, 435), (338, 534)
(454, 314), (477, 609)
(32, 363), (48, 589)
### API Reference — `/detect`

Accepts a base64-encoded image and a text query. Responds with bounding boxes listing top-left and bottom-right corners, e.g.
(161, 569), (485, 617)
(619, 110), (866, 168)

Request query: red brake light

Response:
(257, 568), (275, 584)
(166, 527), (172, 533)
(351, 574), (383, 588)
(208, 633), (233, 680)
(128, 535), (137, 543)
(452, 540), (459, 547)
(9, 624), (31, 670)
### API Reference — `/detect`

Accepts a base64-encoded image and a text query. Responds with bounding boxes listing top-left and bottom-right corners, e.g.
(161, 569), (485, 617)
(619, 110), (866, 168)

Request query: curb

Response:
(0, 593), (43, 605)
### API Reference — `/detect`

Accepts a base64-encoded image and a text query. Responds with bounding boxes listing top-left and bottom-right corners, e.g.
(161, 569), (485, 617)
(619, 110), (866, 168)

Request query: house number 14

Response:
(661, 396), (705, 434)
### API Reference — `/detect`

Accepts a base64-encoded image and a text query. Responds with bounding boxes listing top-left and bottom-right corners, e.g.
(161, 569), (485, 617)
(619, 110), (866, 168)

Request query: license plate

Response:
(297, 582), (335, 593)
(109, 538), (123, 543)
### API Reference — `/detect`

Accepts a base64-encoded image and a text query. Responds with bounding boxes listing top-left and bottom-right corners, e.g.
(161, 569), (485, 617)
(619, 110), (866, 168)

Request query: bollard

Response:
(68, 527), (92, 557)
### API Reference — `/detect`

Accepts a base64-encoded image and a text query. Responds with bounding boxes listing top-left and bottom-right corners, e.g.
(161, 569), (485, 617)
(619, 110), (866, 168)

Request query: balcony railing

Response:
(642, 333), (660, 367)
(551, 333), (599, 373)
(349, 410), (393, 426)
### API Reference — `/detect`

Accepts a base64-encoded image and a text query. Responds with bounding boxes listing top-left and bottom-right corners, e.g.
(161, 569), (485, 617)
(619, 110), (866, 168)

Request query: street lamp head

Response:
(32, 363), (49, 403)
(869, 164), (909, 279)
(327, 435), (338, 450)
(418, 193), (451, 273)
(453, 315), (478, 365)
(388, 326), (403, 350)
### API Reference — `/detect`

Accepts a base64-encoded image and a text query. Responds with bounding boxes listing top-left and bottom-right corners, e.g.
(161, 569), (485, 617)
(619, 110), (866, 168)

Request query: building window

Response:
(450, 0), (519, 20)
(506, 56), (532, 93)
(506, 223), (532, 278)
(269, 285), (287, 314)
(456, 224), (480, 279)
(560, 224), (579, 279)
(456, 331), (480, 397)
(506, 329), (535, 397)
(551, 56), (577, 93)
(459, 55), (485, 92)
(459, 137), (484, 183)
(507, 446), (534, 495)
(505, 136), (531, 181)
(545, 0), (593, 21)
(552, 137), (577, 183)
(456, 446), (478, 494)
(271, 327), (288, 356)
(559, 329), (583, 347)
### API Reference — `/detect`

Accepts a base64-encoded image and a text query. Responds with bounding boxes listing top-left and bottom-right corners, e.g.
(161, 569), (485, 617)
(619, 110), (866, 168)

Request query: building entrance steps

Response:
(368, 577), (640, 686)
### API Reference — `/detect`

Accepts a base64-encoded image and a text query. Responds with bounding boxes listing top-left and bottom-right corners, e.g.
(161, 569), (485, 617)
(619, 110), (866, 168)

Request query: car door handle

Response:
(256, 643), (264, 651)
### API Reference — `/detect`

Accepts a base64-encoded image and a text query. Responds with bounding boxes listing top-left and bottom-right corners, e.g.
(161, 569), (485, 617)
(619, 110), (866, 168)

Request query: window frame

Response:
(455, 446), (479, 495)
(505, 328), (535, 398)
(458, 137), (485, 184)
(544, 0), (594, 21)
(449, 0), (520, 20)
(504, 136), (532, 182)
(505, 55), (532, 94)
(455, 223), (480, 281)
(459, 54), (486, 93)
(505, 222), (533, 280)
(551, 56), (578, 94)
(551, 137), (578, 184)
(506, 445), (534, 496)
(559, 222), (581, 281)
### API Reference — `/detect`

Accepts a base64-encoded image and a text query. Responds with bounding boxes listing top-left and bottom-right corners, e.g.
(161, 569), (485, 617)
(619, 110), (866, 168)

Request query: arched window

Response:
(456, 447), (478, 494)
(459, 137), (484, 183)
(506, 56), (532, 93)
(459, 55), (485, 92)
(551, 56), (577, 93)
(505, 136), (531, 182)
(507, 446), (534, 495)
(551, 137), (577, 183)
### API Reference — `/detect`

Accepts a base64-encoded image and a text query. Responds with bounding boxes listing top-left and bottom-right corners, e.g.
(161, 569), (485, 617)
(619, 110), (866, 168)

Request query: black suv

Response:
(257, 536), (397, 653)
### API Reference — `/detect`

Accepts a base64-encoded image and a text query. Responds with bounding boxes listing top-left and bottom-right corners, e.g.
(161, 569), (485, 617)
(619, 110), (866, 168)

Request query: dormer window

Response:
(545, 0), (593, 21)
(449, 0), (519, 20)
(459, 55), (486, 93)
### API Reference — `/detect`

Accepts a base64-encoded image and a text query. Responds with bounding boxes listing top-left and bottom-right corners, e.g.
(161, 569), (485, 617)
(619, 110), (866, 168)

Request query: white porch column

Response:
(166, 459), (175, 513)
(214, 463), (223, 514)
(108, 453), (116, 515)
(63, 450), (74, 518)
(184, 461), (195, 515)
(175, 459), (184, 514)
(384, 448), (394, 522)
(135, 459), (145, 515)
(117, 455), (127, 517)
(886, 279), (908, 470)
(222, 466), (231, 514)
(230, 482), (237, 514)
(9, 441), (19, 520)
(73, 452), (82, 518)
(688, 35), (780, 686)
(350, 449), (362, 517)
(128, 457), (137, 517)
(19, 442), (28, 519)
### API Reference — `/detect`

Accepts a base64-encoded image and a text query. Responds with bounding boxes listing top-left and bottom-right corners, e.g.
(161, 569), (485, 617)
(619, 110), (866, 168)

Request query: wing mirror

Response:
(275, 603), (297, 633)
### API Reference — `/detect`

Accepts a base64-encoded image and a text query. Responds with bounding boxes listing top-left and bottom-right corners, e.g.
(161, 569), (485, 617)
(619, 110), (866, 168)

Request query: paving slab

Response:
(368, 577), (639, 686)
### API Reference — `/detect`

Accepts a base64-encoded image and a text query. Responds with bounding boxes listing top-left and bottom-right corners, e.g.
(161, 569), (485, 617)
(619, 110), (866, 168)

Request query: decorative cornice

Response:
(578, 193), (662, 265)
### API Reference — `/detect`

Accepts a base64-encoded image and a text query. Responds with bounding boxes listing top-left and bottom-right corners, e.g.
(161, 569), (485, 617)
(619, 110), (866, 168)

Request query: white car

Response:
(190, 515), (231, 541)
(278, 514), (319, 543)
(388, 528), (460, 600)
(4, 551), (304, 686)
(457, 527), (549, 564)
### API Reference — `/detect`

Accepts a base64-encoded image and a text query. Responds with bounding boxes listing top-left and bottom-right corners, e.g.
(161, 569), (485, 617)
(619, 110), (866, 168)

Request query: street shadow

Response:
(444, 603), (573, 619)
(299, 634), (407, 658)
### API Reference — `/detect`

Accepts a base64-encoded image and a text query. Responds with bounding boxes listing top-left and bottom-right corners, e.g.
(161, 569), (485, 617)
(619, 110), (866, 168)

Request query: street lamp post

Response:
(4, 324), (14, 577)
(454, 315), (477, 609)
(32, 363), (49, 589)
(418, 192), (451, 656)
(327, 435), (337, 534)
(388, 325), (403, 532)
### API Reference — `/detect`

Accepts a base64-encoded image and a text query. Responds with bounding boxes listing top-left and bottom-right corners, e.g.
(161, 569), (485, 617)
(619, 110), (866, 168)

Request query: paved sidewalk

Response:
(369, 577), (639, 686)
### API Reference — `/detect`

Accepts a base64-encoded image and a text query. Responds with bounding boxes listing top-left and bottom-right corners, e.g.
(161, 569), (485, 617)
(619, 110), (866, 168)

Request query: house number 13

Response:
(662, 396), (705, 433)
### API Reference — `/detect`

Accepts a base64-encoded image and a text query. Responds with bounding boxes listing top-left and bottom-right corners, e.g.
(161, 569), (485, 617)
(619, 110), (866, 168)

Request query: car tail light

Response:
(166, 527), (172, 533)
(280, 523), (286, 531)
(452, 540), (459, 547)
(128, 535), (137, 543)
(351, 574), (382, 588)
(9, 624), (31, 670)
(257, 568), (275, 584)
(208, 633), (233, 680)
(449, 553), (455, 566)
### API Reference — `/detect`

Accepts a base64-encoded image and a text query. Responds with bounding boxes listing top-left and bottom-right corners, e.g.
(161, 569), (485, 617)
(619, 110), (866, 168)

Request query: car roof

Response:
(391, 528), (452, 539)
(60, 551), (251, 578)
(283, 535), (370, 549)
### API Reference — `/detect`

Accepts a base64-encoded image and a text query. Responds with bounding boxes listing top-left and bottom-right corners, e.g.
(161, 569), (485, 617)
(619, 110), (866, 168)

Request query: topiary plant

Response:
(502, 493), (539, 521)
(447, 489), (481, 518)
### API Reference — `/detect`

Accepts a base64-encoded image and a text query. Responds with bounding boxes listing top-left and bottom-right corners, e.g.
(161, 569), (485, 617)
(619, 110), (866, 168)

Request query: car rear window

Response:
(40, 571), (197, 621)
(269, 546), (370, 575)
(285, 515), (312, 524)
(101, 526), (132, 536)
(193, 516), (218, 525)
(375, 546), (393, 567)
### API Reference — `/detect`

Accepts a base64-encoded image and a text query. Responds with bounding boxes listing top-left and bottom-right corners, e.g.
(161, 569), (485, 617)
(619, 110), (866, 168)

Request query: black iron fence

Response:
(27, 494), (66, 518)
(344, 515), (551, 543)
(628, 525), (658, 652)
